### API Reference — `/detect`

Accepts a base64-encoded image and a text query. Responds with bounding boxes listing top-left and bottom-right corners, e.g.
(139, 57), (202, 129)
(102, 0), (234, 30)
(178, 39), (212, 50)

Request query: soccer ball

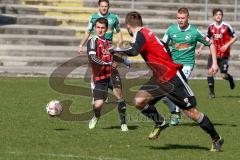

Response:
(46, 100), (63, 116)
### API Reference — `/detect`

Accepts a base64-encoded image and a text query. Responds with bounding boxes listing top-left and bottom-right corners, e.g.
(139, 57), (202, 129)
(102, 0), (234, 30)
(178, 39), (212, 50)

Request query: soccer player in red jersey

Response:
(198, 8), (237, 98)
(78, 0), (127, 115)
(87, 18), (130, 131)
(112, 11), (223, 151)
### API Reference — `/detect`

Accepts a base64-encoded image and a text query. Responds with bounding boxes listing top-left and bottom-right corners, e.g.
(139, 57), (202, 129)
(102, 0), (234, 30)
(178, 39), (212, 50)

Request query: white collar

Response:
(178, 24), (191, 31)
(98, 12), (110, 17)
(132, 27), (144, 42)
(94, 35), (106, 42)
(214, 21), (224, 29)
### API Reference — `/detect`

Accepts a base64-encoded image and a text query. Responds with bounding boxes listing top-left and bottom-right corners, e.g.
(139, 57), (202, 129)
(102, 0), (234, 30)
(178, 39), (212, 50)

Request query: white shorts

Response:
(182, 66), (193, 80)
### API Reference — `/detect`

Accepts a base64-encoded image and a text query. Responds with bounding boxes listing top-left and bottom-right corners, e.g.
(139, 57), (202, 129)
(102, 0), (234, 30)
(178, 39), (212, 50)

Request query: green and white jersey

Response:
(162, 24), (211, 67)
(87, 12), (121, 41)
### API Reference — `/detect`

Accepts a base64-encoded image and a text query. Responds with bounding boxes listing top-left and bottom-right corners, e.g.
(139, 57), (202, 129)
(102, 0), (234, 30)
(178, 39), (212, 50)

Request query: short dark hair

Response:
(212, 8), (223, 16)
(178, 7), (189, 16)
(125, 11), (143, 27)
(95, 17), (108, 28)
(98, 0), (109, 5)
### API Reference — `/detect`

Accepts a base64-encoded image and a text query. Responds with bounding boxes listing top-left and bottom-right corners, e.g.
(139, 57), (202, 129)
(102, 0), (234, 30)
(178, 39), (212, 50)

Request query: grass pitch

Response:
(0, 77), (239, 160)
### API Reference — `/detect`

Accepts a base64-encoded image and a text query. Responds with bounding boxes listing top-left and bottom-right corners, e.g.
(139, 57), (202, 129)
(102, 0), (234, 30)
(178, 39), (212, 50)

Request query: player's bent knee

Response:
(134, 97), (147, 110)
(184, 107), (201, 121)
(221, 73), (227, 79)
(94, 100), (104, 108)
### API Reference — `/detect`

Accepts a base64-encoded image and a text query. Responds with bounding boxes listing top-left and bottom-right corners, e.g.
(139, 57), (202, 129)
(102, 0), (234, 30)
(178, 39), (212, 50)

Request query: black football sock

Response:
(223, 74), (229, 80)
(207, 76), (215, 94)
(117, 99), (127, 124)
(223, 74), (235, 89)
(141, 104), (164, 126)
(198, 114), (220, 141)
(93, 105), (101, 118)
(228, 74), (233, 81)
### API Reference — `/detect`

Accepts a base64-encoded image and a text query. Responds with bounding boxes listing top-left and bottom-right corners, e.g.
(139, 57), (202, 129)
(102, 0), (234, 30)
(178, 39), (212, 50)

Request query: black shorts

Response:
(208, 55), (229, 74)
(140, 71), (197, 110)
(93, 76), (121, 101)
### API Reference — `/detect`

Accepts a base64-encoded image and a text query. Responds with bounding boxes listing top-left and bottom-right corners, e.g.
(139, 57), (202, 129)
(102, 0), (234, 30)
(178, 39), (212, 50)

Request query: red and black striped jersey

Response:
(87, 36), (112, 82)
(207, 22), (237, 58)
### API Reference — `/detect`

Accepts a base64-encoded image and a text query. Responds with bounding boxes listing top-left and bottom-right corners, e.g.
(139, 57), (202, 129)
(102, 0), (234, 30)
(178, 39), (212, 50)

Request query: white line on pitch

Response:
(8, 151), (127, 160)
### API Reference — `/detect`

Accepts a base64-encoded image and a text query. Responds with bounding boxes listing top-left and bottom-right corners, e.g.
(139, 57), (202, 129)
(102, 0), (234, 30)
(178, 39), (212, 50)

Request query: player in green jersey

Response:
(78, 0), (128, 132)
(78, 0), (122, 52)
(162, 7), (218, 125)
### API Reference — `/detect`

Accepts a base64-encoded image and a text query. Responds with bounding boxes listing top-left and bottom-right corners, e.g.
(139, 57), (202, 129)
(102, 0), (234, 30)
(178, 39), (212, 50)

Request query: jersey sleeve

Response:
(87, 15), (94, 32)
(113, 55), (124, 63)
(196, 28), (211, 47)
(87, 38), (96, 55)
(162, 27), (171, 44)
(207, 25), (212, 38)
(226, 23), (237, 38)
(133, 31), (146, 52)
(87, 38), (111, 66)
(123, 31), (146, 56)
(111, 31), (146, 56)
(113, 15), (121, 33)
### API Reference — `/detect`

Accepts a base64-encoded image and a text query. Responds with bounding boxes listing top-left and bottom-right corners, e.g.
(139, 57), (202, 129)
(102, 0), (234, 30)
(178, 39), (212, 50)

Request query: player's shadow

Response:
(54, 128), (70, 131)
(146, 144), (209, 151)
(179, 122), (237, 127)
(102, 125), (139, 130)
(218, 95), (240, 98)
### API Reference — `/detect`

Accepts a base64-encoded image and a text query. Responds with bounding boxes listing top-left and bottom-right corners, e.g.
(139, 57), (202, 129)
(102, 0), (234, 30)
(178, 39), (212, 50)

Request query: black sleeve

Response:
(86, 38), (96, 55)
(207, 27), (211, 38)
(89, 55), (111, 66)
(160, 40), (171, 54)
(113, 55), (124, 63)
(111, 31), (146, 56)
(228, 27), (235, 37)
(87, 38), (111, 66)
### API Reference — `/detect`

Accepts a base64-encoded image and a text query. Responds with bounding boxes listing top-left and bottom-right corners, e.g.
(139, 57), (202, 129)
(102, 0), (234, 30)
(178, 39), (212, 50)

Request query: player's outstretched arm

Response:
(113, 55), (131, 67)
(78, 31), (91, 54)
(89, 54), (112, 66)
(110, 46), (139, 56)
(209, 43), (219, 75)
(197, 44), (205, 56)
(111, 31), (144, 57)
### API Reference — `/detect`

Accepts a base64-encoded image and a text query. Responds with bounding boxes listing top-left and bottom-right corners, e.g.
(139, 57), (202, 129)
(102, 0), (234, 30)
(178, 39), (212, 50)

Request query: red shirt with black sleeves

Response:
(87, 36), (112, 82)
(132, 27), (182, 82)
(207, 22), (237, 58)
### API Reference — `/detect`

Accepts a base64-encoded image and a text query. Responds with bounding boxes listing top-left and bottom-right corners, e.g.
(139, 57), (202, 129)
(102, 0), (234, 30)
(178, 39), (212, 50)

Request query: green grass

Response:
(0, 77), (240, 160)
